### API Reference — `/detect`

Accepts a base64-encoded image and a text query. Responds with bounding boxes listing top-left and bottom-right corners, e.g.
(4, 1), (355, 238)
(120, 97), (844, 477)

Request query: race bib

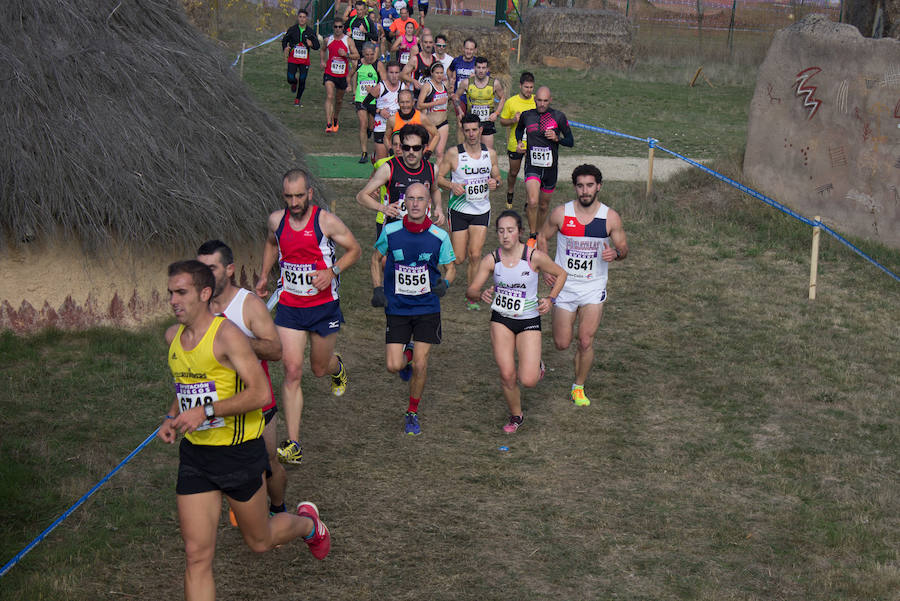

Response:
(292, 45), (308, 60)
(392, 192), (430, 218)
(530, 146), (552, 167)
(563, 244), (599, 279)
(358, 78), (377, 97)
(281, 261), (318, 295)
(352, 28), (366, 40)
(471, 104), (491, 121)
(394, 264), (431, 295)
(399, 51), (410, 65)
(382, 17), (392, 28)
(330, 58), (347, 75)
(465, 176), (489, 202)
(491, 286), (526, 317)
(175, 381), (224, 431)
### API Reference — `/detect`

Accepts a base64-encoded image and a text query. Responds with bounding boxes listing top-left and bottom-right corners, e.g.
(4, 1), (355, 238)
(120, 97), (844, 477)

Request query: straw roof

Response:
(1, 0), (319, 254)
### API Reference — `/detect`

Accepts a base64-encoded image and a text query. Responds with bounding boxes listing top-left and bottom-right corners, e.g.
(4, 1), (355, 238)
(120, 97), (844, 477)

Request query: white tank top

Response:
(555, 201), (611, 292)
(374, 81), (405, 132)
(448, 143), (492, 215)
(221, 287), (255, 338)
(491, 245), (539, 319)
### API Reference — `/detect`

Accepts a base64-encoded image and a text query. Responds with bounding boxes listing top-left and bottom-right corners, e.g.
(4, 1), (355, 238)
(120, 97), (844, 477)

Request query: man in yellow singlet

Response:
(159, 260), (331, 601)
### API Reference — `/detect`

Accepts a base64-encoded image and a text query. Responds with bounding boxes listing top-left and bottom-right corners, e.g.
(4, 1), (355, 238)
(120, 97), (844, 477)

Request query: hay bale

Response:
(0, 0), (320, 332)
(434, 25), (514, 79)
(521, 7), (634, 70)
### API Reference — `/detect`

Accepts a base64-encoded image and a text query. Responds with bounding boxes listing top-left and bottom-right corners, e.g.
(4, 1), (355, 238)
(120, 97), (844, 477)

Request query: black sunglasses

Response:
(402, 144), (423, 151)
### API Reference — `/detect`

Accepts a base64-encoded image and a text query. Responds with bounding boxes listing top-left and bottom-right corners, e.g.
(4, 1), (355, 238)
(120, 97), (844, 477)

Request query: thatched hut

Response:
(1, 0), (320, 333)
(521, 7), (634, 70)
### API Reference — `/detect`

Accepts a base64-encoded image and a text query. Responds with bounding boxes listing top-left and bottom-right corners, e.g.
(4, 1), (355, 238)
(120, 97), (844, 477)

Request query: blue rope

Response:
(231, 32), (286, 67)
(0, 428), (161, 579)
(568, 122), (900, 283)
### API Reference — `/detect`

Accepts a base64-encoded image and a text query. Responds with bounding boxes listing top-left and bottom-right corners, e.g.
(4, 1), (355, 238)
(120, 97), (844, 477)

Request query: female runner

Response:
(466, 210), (566, 433)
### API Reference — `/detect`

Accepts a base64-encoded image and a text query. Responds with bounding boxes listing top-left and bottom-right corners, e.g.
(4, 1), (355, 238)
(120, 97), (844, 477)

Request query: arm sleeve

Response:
(305, 29), (321, 50)
(514, 117), (525, 141)
(558, 116), (574, 148)
(374, 228), (389, 255)
(438, 232), (456, 264)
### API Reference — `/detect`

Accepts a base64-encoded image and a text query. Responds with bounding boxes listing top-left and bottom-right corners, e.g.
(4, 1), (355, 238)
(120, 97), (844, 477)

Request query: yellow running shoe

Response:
(331, 354), (348, 397)
(571, 385), (591, 407)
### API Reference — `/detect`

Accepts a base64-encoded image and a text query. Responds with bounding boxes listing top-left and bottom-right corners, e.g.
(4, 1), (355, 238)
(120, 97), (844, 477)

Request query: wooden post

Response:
(808, 216), (821, 300)
(646, 143), (655, 198)
(689, 66), (703, 87)
(517, 33), (522, 63)
(239, 42), (246, 80)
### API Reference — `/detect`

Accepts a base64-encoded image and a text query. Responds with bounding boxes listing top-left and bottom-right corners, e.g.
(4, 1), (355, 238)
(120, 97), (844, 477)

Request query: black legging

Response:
(287, 63), (310, 101)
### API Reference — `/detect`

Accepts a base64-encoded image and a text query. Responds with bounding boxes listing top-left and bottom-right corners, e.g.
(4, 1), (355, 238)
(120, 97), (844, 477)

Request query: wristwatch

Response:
(203, 403), (215, 421)
(332, 263), (342, 276)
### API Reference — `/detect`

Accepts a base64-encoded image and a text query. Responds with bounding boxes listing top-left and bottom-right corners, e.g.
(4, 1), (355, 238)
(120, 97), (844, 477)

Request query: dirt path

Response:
(500, 154), (703, 182)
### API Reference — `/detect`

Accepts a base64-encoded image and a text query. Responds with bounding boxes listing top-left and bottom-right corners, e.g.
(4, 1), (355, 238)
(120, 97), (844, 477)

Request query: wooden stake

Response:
(689, 66), (703, 87)
(809, 216), (821, 300)
(239, 42), (246, 80)
(646, 145), (655, 198)
(517, 33), (522, 64)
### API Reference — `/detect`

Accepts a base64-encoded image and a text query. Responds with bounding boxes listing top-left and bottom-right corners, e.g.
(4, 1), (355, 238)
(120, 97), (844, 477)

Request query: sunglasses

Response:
(435, 43), (446, 48)
(334, 24), (344, 28)
(401, 144), (423, 151)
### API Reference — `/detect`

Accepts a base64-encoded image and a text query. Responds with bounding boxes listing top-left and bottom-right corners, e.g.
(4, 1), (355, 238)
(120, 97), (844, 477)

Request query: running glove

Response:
(432, 278), (448, 298)
(371, 286), (386, 307)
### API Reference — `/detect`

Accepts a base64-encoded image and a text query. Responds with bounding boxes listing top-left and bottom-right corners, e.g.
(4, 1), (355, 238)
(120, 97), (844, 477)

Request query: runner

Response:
(417, 0), (430, 25)
(537, 164), (628, 407)
(391, 20), (419, 67)
(378, 0), (399, 59)
(374, 182), (456, 435)
(255, 169), (362, 464)
(366, 131), (404, 300)
(499, 71), (535, 208)
(436, 113), (501, 307)
(400, 31), (435, 93)
(347, 0), (379, 57)
(281, 9), (320, 108)
(158, 260), (331, 600)
(515, 85), (574, 245)
(356, 123), (446, 303)
(363, 60), (407, 161)
(465, 210), (566, 432)
(321, 18), (359, 134)
(196, 240), (287, 525)
(351, 41), (381, 163)
(447, 38), (477, 142)
(389, 6), (418, 40)
(453, 56), (505, 150)
(385, 89), (440, 157)
(432, 34), (453, 73)
(417, 62), (450, 165)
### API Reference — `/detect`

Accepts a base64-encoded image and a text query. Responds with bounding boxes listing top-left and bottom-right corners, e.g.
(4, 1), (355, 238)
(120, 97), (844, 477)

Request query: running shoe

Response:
(503, 413), (524, 433)
(332, 119), (339, 132)
(404, 411), (421, 435)
(398, 342), (414, 382)
(466, 298), (481, 311)
(358, 152), (368, 163)
(506, 192), (514, 210)
(228, 507), (238, 527)
(331, 354), (348, 396)
(294, 98), (300, 105)
(571, 385), (591, 407)
(277, 439), (303, 464)
(325, 123), (334, 133)
(526, 233), (538, 248)
(296, 502), (331, 560)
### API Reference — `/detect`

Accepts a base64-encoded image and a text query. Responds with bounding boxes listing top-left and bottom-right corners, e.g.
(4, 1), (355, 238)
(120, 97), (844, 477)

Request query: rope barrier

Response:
(0, 428), (161, 579)
(231, 32), (285, 67)
(569, 121), (900, 283)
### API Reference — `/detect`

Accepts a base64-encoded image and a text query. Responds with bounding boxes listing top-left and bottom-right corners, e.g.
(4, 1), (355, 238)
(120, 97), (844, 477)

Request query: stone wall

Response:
(743, 14), (900, 249)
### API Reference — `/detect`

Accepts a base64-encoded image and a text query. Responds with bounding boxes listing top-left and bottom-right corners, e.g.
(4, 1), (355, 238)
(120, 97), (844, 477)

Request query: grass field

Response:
(3, 9), (900, 601)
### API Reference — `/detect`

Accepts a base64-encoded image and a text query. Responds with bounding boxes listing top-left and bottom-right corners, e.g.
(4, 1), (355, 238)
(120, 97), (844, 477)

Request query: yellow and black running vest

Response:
(168, 317), (264, 446)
